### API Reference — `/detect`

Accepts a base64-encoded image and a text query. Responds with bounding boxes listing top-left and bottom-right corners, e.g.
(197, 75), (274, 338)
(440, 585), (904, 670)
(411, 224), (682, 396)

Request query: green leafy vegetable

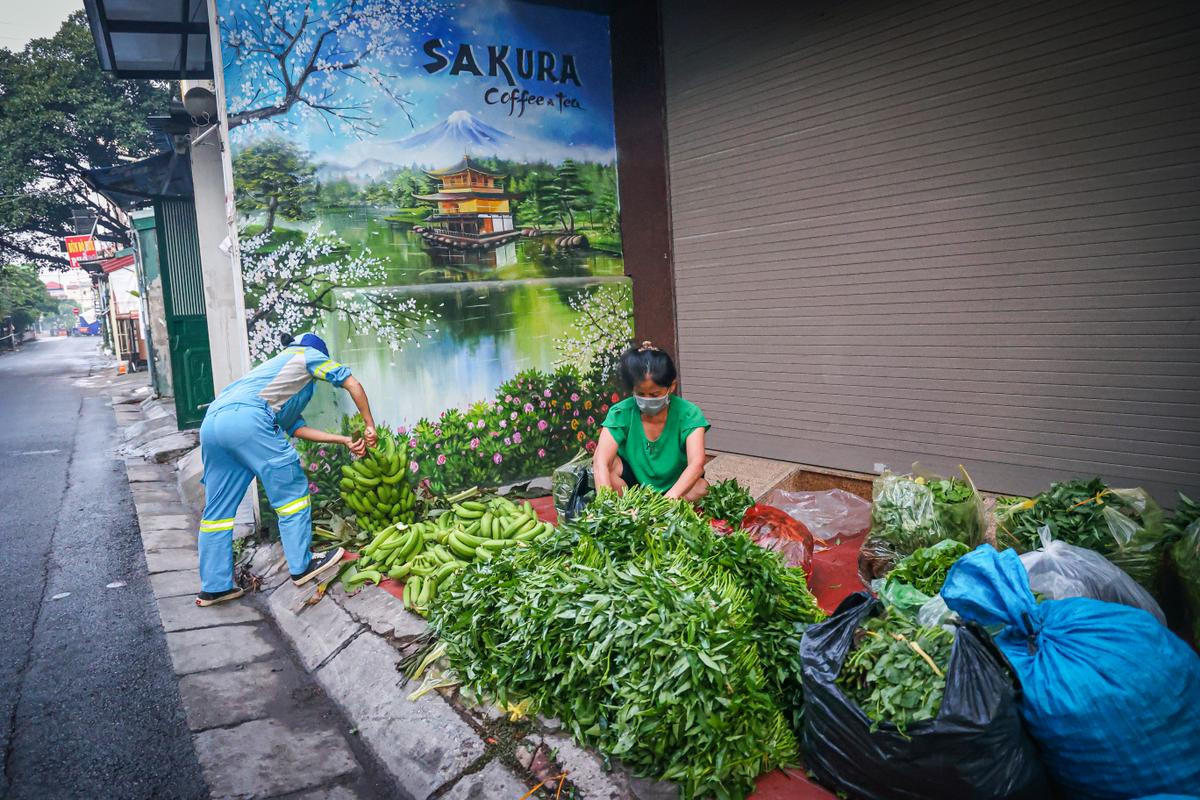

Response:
(885, 540), (971, 597)
(699, 478), (755, 523)
(995, 477), (1167, 593)
(860, 471), (983, 581)
(837, 612), (954, 737)
(1168, 493), (1200, 643)
(430, 487), (825, 800)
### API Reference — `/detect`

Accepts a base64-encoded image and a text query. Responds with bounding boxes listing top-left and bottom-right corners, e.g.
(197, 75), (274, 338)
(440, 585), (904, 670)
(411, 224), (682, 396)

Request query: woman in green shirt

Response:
(593, 342), (710, 501)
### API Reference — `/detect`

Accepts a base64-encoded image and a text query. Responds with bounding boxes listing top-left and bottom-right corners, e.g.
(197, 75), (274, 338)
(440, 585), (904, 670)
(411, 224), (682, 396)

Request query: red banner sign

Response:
(64, 235), (97, 269)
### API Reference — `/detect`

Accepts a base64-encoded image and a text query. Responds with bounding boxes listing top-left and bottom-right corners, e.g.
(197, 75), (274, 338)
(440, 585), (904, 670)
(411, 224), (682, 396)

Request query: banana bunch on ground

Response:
(338, 430), (416, 534)
(348, 495), (554, 615)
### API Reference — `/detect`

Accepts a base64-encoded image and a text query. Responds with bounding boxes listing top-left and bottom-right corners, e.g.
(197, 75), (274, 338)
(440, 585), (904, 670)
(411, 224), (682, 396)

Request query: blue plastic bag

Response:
(942, 545), (1200, 800)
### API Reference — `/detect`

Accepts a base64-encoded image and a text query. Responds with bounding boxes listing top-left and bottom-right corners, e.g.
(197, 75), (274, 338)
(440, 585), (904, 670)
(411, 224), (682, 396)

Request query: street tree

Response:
(0, 265), (54, 333)
(0, 13), (172, 268)
(220, 0), (447, 134)
(232, 140), (318, 232)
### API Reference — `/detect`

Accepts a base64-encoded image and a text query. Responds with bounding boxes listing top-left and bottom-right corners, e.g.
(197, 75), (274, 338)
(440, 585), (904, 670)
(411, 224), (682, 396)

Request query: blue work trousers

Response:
(197, 402), (313, 593)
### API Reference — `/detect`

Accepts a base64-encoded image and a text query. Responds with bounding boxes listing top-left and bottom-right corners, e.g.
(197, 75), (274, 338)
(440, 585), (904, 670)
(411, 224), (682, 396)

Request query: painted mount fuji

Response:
(389, 110), (514, 166)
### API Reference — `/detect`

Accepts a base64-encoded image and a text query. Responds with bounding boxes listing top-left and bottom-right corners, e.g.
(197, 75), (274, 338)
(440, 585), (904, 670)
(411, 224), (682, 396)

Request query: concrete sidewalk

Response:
(114, 389), (675, 800)
(111, 388), (393, 800)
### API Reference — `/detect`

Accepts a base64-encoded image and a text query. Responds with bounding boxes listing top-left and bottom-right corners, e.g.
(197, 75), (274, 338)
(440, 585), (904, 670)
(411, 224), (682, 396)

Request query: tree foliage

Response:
(232, 139), (318, 231)
(0, 265), (54, 332)
(0, 12), (172, 268)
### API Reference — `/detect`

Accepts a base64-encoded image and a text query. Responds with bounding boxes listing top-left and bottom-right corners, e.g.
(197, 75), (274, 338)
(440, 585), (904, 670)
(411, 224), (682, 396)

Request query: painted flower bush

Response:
(408, 366), (615, 494)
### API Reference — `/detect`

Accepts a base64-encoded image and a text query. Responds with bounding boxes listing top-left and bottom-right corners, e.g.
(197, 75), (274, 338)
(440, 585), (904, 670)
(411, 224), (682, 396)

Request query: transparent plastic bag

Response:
(1020, 526), (1166, 624)
(859, 465), (984, 582)
(916, 594), (954, 628)
(1170, 518), (1200, 644)
(1103, 487), (1169, 593)
(552, 450), (591, 518)
(762, 488), (870, 544)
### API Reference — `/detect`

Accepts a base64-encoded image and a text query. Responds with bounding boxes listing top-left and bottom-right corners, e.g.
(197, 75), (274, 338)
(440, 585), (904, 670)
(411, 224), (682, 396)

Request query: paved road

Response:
(0, 338), (207, 799)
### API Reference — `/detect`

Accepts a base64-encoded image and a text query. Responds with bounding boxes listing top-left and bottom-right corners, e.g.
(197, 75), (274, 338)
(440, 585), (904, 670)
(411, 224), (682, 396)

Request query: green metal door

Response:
(154, 199), (214, 428)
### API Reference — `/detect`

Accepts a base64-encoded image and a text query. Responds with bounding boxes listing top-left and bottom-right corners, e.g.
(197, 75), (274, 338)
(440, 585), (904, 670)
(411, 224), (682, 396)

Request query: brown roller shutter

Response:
(661, 0), (1200, 501)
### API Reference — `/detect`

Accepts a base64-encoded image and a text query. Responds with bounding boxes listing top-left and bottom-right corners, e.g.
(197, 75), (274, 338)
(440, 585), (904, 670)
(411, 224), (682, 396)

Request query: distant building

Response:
(413, 157), (519, 247)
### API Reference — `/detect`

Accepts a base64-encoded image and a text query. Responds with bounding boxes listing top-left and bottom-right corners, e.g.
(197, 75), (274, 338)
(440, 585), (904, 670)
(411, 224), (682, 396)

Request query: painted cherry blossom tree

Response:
(554, 282), (634, 386)
(220, 0), (447, 134)
(239, 227), (437, 362)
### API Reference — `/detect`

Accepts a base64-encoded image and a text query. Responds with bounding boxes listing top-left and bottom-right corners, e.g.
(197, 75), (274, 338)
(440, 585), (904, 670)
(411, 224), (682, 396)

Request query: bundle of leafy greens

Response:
(1168, 493), (1200, 642)
(698, 478), (755, 524)
(836, 612), (955, 737)
(884, 539), (972, 597)
(874, 539), (971, 617)
(430, 487), (825, 800)
(995, 477), (1167, 593)
(860, 469), (983, 581)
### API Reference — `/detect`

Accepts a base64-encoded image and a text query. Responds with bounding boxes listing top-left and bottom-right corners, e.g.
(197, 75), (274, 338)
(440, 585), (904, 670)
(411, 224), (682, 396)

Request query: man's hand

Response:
(348, 437), (367, 458)
(364, 426), (378, 448)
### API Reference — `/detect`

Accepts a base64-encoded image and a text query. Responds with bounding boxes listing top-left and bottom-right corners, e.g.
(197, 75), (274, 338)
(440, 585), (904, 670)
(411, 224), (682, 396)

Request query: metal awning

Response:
(83, 0), (212, 80)
(84, 151), (194, 211)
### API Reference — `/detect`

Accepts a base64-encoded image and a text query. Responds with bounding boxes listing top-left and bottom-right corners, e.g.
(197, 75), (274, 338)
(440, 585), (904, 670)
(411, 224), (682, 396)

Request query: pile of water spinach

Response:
(430, 486), (826, 800)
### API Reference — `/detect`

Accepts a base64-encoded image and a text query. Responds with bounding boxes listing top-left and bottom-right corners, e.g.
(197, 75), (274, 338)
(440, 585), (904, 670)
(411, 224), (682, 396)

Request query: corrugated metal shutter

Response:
(662, 0), (1200, 501)
(159, 199), (208, 317)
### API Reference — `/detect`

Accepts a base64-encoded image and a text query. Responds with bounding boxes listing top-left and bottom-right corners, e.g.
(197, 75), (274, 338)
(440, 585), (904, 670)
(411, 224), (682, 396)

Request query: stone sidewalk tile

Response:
(289, 786), (367, 800)
(136, 500), (190, 516)
(192, 718), (357, 799)
(142, 530), (197, 551)
(150, 569), (201, 598)
(536, 733), (634, 800)
(125, 462), (175, 482)
(131, 487), (184, 504)
(267, 581), (362, 671)
(167, 624), (275, 675)
(139, 513), (194, 531)
(157, 593), (263, 632)
(440, 760), (531, 800)
(146, 547), (200, 574)
(177, 660), (290, 731)
(317, 632), (485, 800)
(333, 584), (427, 640)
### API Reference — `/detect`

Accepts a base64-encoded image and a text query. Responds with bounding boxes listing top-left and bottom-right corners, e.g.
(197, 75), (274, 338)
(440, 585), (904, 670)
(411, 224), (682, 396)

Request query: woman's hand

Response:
(348, 437), (367, 458)
(364, 426), (378, 448)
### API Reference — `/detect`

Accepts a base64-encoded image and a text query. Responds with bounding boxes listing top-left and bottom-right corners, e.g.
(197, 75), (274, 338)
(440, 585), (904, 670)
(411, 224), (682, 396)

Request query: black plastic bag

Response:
(562, 466), (594, 521)
(801, 592), (1048, 800)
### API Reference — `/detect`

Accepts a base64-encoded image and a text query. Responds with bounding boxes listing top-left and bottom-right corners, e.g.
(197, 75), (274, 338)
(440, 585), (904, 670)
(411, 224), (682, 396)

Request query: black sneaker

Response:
(195, 587), (245, 607)
(291, 547), (345, 586)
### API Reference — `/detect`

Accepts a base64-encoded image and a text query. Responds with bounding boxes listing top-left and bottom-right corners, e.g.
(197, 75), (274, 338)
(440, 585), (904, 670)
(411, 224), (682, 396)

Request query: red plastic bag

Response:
(740, 504), (815, 576)
(710, 518), (735, 535)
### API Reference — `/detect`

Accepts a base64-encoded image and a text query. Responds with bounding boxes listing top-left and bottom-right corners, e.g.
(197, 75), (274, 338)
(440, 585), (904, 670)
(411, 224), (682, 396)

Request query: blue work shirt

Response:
(208, 346), (352, 435)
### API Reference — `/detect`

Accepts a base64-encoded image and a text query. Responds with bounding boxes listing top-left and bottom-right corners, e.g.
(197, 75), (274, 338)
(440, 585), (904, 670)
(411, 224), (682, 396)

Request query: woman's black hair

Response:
(279, 332), (296, 347)
(618, 341), (677, 391)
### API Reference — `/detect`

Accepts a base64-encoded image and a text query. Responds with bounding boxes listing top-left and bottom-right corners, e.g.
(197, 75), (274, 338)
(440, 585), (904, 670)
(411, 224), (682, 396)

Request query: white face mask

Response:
(634, 394), (669, 415)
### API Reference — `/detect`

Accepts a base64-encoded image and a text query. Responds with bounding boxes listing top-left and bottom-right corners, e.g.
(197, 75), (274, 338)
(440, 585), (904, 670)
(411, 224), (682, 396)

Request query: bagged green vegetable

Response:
(859, 465), (984, 582)
(995, 477), (1168, 595)
(1168, 493), (1200, 643)
(874, 539), (971, 617)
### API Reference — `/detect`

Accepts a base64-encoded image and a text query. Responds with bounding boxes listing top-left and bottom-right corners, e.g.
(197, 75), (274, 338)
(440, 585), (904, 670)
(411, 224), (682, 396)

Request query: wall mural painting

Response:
(216, 0), (632, 493)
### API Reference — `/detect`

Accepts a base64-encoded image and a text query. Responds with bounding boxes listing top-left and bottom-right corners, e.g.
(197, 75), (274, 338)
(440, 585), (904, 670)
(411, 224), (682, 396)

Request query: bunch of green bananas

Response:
(338, 430), (417, 534)
(349, 495), (555, 615)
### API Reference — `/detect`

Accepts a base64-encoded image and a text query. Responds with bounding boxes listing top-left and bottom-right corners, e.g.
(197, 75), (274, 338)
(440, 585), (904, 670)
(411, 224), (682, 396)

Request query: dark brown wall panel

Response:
(661, 0), (1200, 501)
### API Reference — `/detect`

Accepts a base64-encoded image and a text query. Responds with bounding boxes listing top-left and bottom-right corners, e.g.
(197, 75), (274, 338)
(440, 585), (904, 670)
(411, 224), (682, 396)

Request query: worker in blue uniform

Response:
(195, 332), (377, 606)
